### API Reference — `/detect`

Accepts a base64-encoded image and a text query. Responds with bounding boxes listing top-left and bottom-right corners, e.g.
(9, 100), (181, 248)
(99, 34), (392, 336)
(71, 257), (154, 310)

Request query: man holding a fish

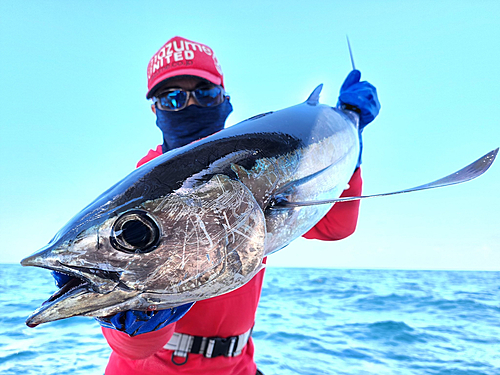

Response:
(96, 36), (380, 375)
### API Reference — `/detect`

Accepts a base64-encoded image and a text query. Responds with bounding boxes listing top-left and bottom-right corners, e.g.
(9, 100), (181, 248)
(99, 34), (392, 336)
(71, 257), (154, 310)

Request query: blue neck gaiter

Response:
(156, 98), (233, 153)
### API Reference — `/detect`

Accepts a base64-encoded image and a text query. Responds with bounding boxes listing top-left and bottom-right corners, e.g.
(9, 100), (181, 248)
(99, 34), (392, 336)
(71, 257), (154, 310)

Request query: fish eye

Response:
(111, 210), (160, 253)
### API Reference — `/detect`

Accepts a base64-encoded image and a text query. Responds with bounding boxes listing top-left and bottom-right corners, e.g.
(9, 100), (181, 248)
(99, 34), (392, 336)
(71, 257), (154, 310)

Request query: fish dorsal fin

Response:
(306, 84), (323, 105)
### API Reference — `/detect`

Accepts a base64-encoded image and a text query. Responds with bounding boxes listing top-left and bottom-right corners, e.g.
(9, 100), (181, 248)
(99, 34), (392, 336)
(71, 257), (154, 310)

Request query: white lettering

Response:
(165, 43), (172, 55)
(173, 40), (184, 52)
(149, 39), (206, 78)
(185, 41), (203, 52)
(202, 46), (212, 55)
(157, 47), (166, 61)
(153, 60), (161, 72)
(174, 51), (183, 61)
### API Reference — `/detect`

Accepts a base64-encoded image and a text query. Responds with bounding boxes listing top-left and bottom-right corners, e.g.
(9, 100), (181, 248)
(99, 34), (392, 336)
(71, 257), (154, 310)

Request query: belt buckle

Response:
(204, 336), (238, 358)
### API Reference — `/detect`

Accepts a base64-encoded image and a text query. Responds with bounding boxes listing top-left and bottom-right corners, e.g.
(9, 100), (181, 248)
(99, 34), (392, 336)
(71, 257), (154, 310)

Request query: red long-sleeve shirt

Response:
(102, 145), (362, 375)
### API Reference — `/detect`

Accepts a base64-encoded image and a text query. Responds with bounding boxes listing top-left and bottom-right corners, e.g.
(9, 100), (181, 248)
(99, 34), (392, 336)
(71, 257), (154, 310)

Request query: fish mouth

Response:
(23, 261), (129, 327)
(47, 271), (90, 306)
(27, 272), (88, 327)
(25, 269), (92, 327)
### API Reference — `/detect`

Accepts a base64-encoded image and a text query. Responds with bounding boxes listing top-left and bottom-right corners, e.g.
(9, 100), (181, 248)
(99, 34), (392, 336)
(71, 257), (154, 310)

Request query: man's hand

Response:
(338, 70), (380, 168)
(95, 303), (194, 337)
(338, 69), (380, 129)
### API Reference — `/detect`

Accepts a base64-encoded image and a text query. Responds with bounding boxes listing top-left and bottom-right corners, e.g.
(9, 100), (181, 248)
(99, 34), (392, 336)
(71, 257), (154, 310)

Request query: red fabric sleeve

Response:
(136, 145), (163, 168)
(101, 324), (176, 360)
(302, 167), (362, 241)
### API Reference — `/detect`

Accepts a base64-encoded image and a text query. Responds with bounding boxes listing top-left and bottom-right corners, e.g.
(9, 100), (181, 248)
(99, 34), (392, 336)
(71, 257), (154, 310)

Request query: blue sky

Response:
(1, 1), (499, 269)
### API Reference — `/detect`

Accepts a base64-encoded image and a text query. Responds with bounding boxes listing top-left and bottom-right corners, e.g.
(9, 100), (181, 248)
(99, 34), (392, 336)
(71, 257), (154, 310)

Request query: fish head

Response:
(21, 173), (266, 326)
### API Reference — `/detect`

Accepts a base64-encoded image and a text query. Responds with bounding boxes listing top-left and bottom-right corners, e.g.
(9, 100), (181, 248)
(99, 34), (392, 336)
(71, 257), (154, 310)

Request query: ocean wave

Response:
(3, 265), (500, 374)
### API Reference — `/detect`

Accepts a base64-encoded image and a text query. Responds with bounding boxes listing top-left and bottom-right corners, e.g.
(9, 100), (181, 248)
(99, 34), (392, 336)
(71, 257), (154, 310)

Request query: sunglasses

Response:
(153, 86), (226, 111)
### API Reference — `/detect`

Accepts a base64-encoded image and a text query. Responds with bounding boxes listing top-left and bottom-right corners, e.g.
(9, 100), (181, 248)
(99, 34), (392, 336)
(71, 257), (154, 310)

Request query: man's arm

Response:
(101, 324), (176, 360)
(303, 167), (362, 241)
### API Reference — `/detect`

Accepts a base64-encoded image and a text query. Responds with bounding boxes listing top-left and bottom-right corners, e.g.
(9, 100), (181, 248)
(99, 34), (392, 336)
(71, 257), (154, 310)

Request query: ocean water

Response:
(1, 265), (500, 375)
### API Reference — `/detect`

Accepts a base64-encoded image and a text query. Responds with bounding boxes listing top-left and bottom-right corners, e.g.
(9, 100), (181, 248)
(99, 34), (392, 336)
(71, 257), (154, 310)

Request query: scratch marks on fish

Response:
(222, 211), (234, 243)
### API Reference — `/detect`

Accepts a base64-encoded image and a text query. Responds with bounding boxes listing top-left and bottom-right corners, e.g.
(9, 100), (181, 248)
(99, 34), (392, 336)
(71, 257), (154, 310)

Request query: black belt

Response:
(164, 327), (253, 365)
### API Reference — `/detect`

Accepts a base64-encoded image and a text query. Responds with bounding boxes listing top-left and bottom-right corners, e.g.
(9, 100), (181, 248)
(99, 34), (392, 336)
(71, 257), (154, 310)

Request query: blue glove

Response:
(95, 303), (194, 337)
(338, 69), (380, 128)
(52, 270), (72, 287)
(338, 70), (380, 168)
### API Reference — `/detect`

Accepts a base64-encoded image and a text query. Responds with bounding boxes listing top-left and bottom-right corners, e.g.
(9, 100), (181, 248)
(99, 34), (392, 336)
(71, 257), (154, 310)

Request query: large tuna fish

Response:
(20, 85), (497, 328)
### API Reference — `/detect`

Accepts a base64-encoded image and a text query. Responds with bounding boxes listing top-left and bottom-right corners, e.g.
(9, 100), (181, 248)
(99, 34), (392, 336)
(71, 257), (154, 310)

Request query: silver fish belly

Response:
(21, 89), (359, 326)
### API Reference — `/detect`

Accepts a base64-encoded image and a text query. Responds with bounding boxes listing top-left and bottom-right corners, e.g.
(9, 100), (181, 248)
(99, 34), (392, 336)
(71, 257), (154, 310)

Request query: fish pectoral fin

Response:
(271, 148), (498, 209)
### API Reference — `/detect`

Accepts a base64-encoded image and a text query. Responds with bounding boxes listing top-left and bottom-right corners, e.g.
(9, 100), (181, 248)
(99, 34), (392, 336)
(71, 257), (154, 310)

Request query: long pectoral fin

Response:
(272, 148), (498, 208)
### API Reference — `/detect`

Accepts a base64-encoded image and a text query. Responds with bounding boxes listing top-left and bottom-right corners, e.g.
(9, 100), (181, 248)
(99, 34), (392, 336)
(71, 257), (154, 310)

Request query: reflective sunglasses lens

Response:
(159, 90), (188, 110)
(194, 87), (223, 107)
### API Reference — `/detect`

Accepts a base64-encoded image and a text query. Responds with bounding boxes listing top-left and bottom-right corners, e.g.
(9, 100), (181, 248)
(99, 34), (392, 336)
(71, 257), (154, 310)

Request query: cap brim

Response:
(146, 68), (223, 99)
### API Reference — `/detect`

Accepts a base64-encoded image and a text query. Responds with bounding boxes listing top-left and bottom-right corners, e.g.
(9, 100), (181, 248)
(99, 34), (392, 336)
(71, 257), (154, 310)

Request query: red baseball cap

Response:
(146, 36), (225, 98)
